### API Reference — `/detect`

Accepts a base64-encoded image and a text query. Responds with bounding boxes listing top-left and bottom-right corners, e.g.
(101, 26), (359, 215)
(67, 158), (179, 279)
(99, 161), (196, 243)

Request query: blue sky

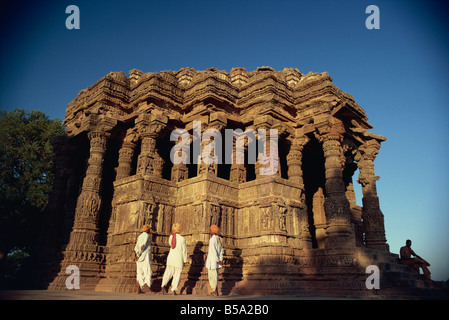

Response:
(1, 0), (449, 281)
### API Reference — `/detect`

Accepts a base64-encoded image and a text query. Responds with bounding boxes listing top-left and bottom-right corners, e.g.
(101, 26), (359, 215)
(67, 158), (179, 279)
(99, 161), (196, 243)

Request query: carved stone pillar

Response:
(313, 187), (327, 249)
(229, 134), (247, 183)
(48, 115), (117, 290)
(51, 132), (104, 289)
(170, 124), (190, 182)
(320, 133), (354, 248)
(116, 142), (135, 180)
(197, 115), (226, 176)
(198, 137), (216, 176)
(152, 152), (165, 178)
(287, 136), (309, 186)
(116, 128), (138, 181)
(230, 167), (245, 184)
(171, 161), (189, 182)
(136, 113), (168, 176)
(356, 140), (389, 251)
(171, 132), (189, 182)
(69, 131), (109, 246)
(254, 116), (279, 178)
(284, 134), (315, 250)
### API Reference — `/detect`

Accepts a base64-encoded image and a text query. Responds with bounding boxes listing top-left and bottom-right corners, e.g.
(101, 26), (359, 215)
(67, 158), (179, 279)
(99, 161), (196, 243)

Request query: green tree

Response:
(0, 109), (65, 286)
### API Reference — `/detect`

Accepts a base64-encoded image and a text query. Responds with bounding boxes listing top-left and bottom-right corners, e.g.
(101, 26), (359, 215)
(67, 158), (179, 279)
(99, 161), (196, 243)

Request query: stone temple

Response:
(33, 66), (427, 296)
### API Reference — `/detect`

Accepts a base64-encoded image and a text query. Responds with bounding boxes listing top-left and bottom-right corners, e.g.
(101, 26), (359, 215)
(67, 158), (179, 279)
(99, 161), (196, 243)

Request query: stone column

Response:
(48, 115), (117, 290)
(197, 115), (226, 176)
(49, 132), (109, 290)
(136, 113), (168, 176)
(312, 187), (327, 249)
(286, 136), (309, 186)
(152, 152), (165, 178)
(170, 127), (189, 182)
(171, 157), (189, 182)
(229, 134), (247, 183)
(356, 140), (389, 251)
(198, 137), (216, 176)
(320, 133), (354, 248)
(286, 136), (314, 249)
(116, 128), (138, 181)
(69, 131), (109, 246)
(116, 142), (136, 180)
(254, 116), (279, 178)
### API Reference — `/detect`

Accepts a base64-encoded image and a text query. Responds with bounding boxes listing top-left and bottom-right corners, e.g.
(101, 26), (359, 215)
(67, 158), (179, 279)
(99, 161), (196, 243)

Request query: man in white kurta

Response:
(161, 223), (187, 294)
(134, 224), (152, 293)
(206, 224), (223, 295)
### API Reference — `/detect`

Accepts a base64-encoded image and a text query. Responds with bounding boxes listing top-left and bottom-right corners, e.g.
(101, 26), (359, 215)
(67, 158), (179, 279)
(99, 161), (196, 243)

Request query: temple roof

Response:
(64, 67), (371, 132)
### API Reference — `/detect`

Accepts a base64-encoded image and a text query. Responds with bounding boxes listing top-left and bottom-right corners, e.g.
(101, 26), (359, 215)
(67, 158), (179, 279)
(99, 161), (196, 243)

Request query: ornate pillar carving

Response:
(229, 133), (247, 183)
(286, 135), (315, 248)
(286, 136), (309, 187)
(320, 133), (354, 248)
(116, 127), (138, 181)
(197, 116), (226, 176)
(153, 152), (165, 178)
(136, 113), (168, 176)
(254, 115), (279, 178)
(170, 122), (189, 182)
(170, 126), (189, 182)
(70, 130), (110, 246)
(171, 157), (189, 182)
(356, 139), (389, 251)
(312, 187), (327, 248)
(48, 115), (117, 290)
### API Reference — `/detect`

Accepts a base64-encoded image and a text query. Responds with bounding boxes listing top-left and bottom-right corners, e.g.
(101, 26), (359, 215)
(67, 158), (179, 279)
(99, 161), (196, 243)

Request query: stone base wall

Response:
(48, 173), (390, 295)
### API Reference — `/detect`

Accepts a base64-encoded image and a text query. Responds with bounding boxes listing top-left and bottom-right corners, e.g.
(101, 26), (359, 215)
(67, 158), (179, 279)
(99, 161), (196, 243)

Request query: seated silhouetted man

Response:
(400, 239), (431, 281)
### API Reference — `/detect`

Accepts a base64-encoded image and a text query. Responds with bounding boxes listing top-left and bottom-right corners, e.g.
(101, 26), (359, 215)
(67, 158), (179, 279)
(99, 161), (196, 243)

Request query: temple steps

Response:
(220, 248), (449, 299)
(35, 246), (449, 299)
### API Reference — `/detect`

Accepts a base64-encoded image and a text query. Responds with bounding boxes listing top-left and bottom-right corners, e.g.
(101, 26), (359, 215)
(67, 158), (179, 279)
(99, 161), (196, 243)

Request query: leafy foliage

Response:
(0, 109), (65, 265)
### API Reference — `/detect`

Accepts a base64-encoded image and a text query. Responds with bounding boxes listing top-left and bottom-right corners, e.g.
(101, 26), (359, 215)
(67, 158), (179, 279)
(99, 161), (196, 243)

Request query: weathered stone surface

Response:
(39, 67), (395, 295)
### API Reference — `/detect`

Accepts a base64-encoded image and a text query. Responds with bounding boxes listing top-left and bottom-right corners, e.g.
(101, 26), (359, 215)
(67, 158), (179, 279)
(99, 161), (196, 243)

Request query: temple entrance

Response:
(302, 136), (326, 249)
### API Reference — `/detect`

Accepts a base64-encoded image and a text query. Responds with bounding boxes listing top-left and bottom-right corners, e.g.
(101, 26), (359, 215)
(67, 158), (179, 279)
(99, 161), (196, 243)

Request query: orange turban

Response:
(210, 225), (220, 234)
(141, 224), (150, 232)
(172, 223), (182, 234)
